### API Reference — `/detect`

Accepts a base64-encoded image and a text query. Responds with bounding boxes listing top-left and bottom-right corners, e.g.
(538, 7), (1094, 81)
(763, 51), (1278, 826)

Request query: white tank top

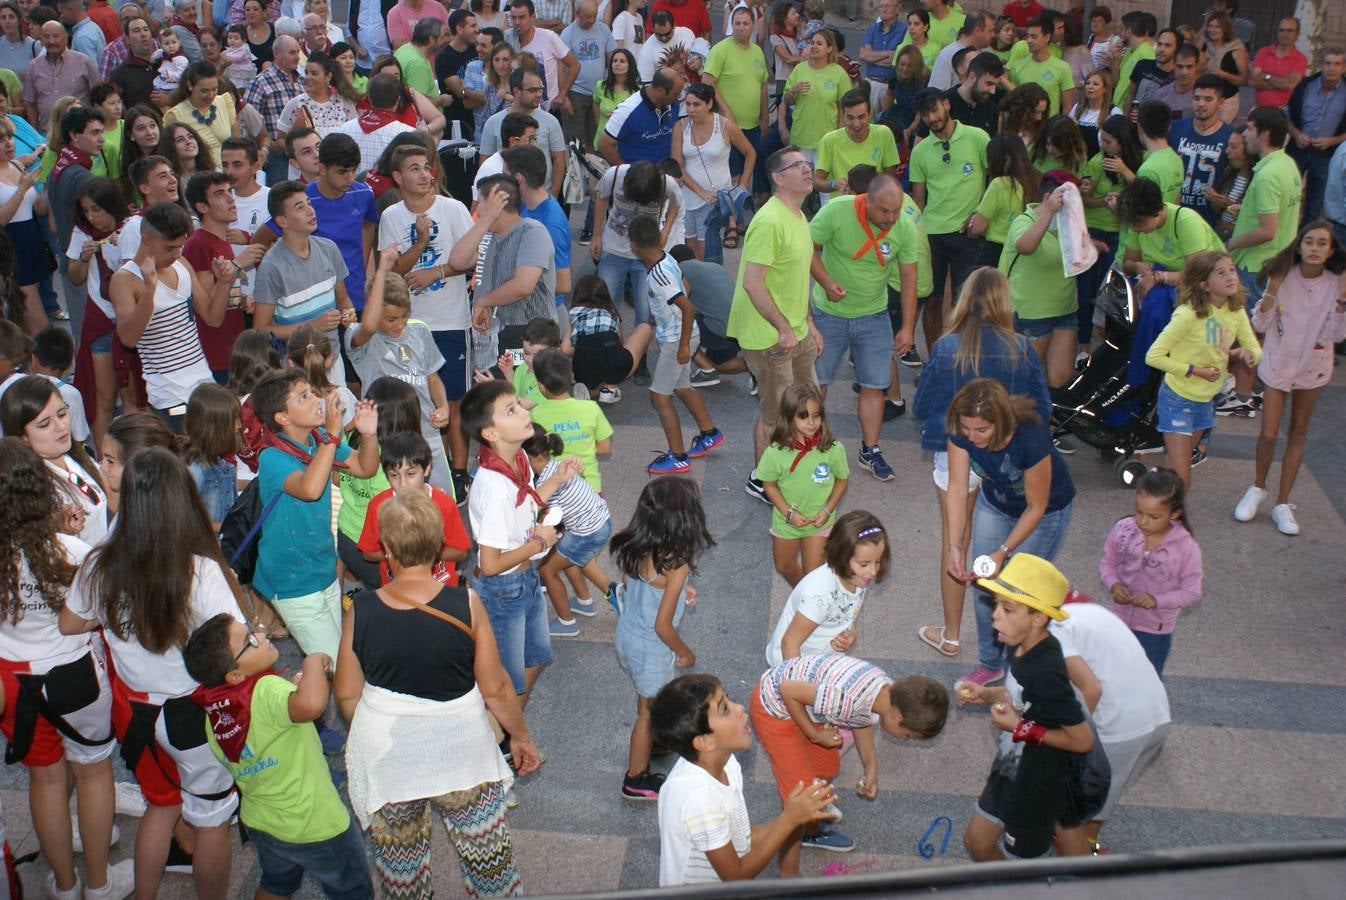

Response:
(120, 258), (213, 410)
(0, 176), (36, 223)
(680, 113), (732, 211)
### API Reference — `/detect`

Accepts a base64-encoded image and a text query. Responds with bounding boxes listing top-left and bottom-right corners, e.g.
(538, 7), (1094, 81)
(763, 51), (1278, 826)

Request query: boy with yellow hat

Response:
(958, 554), (1111, 861)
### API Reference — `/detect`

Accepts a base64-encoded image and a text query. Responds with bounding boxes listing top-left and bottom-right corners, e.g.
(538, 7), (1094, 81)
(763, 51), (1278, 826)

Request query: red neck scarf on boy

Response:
(850, 194), (894, 267)
(191, 670), (272, 762)
(52, 145), (92, 186)
(477, 446), (543, 508)
(356, 107), (401, 134)
(788, 432), (822, 472)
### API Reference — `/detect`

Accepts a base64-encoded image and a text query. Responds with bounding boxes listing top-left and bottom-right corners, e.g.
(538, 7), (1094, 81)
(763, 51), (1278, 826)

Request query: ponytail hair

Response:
(522, 423), (564, 459)
(287, 323), (334, 393)
(1135, 466), (1192, 535)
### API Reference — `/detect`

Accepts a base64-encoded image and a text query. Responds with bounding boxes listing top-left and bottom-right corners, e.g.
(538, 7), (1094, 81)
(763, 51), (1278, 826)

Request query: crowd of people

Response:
(0, 0), (1342, 896)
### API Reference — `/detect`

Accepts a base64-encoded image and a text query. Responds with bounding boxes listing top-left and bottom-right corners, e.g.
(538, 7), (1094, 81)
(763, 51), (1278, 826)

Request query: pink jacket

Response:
(1098, 517), (1202, 635)
(1251, 267), (1346, 391)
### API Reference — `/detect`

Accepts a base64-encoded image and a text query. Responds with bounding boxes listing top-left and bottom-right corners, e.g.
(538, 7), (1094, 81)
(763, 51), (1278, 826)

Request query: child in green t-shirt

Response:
(490, 316), (560, 409)
(754, 382), (849, 587)
(185, 614), (374, 898)
(528, 348), (613, 492)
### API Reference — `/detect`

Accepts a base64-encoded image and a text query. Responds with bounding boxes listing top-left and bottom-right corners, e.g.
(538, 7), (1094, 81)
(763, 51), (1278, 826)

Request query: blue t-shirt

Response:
(603, 91), (680, 163)
(1169, 119), (1232, 228)
(523, 195), (572, 304)
(949, 422), (1074, 517)
(862, 19), (905, 81)
(254, 432), (352, 600)
(266, 181), (380, 309)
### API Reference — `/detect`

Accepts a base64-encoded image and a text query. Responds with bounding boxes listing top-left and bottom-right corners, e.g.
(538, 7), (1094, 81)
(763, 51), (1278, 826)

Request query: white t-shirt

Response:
(766, 563), (865, 666)
(376, 196), (474, 332)
(0, 533), (95, 672)
(657, 755), (752, 885)
(116, 215), (144, 262)
(472, 152), (506, 201)
(67, 554), (244, 704)
(1050, 603), (1171, 743)
(638, 26), (695, 81)
(47, 455), (108, 548)
(613, 10), (644, 49)
(66, 227), (122, 319)
(466, 467), (544, 571)
(118, 259), (214, 410)
(230, 184), (271, 297)
(515, 27), (572, 107)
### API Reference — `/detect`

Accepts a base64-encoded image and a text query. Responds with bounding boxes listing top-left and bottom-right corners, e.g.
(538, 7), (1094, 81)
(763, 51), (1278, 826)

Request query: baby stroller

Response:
(1050, 268), (1162, 487)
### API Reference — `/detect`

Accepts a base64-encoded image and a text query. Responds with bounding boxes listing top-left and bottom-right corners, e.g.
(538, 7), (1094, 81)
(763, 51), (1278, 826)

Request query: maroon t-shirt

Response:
(181, 229), (247, 372)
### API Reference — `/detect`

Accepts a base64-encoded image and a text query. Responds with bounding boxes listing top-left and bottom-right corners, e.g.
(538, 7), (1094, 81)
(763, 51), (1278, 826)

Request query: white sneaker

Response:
(1233, 485), (1267, 522)
(45, 870), (81, 900)
(821, 802), (844, 823)
(114, 782), (146, 818)
(1271, 503), (1300, 536)
(70, 818), (120, 855)
(83, 859), (134, 900)
(597, 386), (621, 404)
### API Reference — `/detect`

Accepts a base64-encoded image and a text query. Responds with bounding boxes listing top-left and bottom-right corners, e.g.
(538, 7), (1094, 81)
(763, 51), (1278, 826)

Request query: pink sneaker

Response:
(955, 665), (1004, 689)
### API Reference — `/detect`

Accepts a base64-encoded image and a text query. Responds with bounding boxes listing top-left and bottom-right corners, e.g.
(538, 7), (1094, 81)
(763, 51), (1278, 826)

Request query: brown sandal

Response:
(722, 224), (741, 249)
(918, 625), (961, 657)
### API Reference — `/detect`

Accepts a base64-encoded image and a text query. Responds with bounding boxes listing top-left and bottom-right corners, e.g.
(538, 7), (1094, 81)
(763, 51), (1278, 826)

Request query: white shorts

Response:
(932, 450), (983, 493)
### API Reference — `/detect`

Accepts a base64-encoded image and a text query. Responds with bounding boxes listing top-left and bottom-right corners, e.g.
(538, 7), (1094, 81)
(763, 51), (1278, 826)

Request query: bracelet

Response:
(1186, 363), (1195, 377)
(1011, 720), (1047, 746)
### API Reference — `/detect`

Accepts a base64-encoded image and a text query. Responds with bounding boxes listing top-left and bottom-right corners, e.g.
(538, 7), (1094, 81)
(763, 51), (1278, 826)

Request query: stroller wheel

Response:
(1114, 457), (1149, 487)
(1098, 445), (1121, 462)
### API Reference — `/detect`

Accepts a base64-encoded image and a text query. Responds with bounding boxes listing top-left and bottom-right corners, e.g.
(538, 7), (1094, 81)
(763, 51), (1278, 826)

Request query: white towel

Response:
(1055, 182), (1098, 278)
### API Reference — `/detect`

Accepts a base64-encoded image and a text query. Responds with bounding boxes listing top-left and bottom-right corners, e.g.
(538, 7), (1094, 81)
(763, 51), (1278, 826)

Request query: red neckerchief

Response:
(849, 193), (894, 267)
(477, 446), (543, 508)
(273, 429), (352, 471)
(83, 221), (121, 307)
(172, 15), (201, 35)
(788, 432), (822, 472)
(52, 145), (92, 186)
(191, 670), (272, 763)
(357, 107), (400, 134)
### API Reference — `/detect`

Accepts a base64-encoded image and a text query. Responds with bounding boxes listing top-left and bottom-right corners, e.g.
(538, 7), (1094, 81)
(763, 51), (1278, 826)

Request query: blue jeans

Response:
(597, 253), (650, 327)
(703, 186), (754, 265)
(246, 817), (373, 899)
(812, 306), (893, 388)
(969, 495), (1074, 671)
(1290, 144), (1331, 223)
(1131, 629), (1173, 677)
(471, 565), (553, 693)
(1238, 267), (1265, 315)
(730, 126), (759, 179)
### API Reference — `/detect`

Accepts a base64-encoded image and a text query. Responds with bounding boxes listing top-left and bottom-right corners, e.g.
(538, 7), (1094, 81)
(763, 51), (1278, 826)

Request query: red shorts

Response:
(749, 690), (841, 805)
(0, 651), (114, 768)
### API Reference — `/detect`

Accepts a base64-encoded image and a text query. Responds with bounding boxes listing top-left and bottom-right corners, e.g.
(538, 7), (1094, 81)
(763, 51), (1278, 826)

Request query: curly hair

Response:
(0, 438), (79, 624)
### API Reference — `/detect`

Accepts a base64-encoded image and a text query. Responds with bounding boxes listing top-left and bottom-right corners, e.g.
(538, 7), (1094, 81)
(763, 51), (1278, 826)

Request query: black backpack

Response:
(218, 480), (282, 586)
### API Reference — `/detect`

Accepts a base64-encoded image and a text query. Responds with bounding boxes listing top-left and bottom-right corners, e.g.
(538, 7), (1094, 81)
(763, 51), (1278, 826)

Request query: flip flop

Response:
(917, 625), (961, 657)
(722, 225), (741, 249)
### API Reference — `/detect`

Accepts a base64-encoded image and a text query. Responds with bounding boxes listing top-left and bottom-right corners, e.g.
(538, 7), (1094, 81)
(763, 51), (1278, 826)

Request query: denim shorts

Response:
(683, 202), (712, 241)
(812, 307), (893, 389)
(556, 517), (612, 567)
(89, 331), (113, 354)
(1155, 381), (1214, 435)
(1014, 311), (1079, 339)
(247, 817), (373, 899)
(471, 565), (553, 693)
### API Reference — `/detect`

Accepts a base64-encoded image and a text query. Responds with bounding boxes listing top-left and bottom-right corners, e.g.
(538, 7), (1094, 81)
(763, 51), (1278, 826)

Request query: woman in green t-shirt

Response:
(1030, 116), (1088, 177)
(969, 134), (1038, 267)
(593, 49), (639, 148)
(780, 29), (852, 154)
(1077, 115), (1143, 345)
(893, 9), (939, 71)
(1000, 170), (1081, 388)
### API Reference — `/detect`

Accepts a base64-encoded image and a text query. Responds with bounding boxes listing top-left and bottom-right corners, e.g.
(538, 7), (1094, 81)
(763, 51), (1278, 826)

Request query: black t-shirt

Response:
(435, 42), (478, 141)
(1005, 633), (1086, 828)
(1129, 59), (1175, 106)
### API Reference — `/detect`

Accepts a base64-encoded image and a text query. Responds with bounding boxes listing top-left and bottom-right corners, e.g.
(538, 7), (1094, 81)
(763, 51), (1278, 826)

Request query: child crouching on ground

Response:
(651, 674), (836, 885)
(185, 614), (374, 897)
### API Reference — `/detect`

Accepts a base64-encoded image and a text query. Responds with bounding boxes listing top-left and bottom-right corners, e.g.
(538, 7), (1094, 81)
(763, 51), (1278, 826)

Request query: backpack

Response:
(218, 479), (281, 587)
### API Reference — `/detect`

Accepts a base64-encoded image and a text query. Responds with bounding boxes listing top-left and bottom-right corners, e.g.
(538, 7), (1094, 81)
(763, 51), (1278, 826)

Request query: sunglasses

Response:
(940, 140), (951, 164)
(65, 468), (102, 507)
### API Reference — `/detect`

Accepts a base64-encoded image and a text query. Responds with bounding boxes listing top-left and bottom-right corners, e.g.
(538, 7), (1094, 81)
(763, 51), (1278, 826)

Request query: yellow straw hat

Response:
(975, 553), (1070, 621)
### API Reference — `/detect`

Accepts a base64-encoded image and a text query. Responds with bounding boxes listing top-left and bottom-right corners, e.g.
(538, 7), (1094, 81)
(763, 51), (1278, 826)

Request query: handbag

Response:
(377, 584), (475, 641)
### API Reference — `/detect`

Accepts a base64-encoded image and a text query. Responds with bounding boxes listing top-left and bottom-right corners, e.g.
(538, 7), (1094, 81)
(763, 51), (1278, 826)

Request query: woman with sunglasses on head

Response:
(1, 376), (109, 547)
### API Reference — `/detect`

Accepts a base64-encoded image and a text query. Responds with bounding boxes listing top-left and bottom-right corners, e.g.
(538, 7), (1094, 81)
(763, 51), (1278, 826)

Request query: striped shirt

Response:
(253, 235), (348, 326)
(757, 654), (890, 727)
(541, 459), (609, 536)
(647, 252), (695, 344)
(119, 259), (213, 410)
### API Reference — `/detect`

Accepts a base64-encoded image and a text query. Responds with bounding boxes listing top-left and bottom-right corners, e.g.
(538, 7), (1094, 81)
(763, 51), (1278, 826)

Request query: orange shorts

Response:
(749, 690), (840, 805)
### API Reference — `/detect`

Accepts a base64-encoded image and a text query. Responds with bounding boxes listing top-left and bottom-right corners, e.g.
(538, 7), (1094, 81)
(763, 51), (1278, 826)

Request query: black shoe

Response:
(899, 348), (923, 367)
(882, 398), (906, 420)
(451, 469), (472, 505)
(745, 477), (769, 504)
(165, 835), (193, 874)
(578, 229), (592, 245)
(633, 360), (652, 387)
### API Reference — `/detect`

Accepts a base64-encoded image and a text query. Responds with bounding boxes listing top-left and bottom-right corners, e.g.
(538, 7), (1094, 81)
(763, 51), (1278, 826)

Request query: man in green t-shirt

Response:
(1224, 106), (1303, 411)
(702, 5), (769, 159)
(185, 615), (374, 898)
(1134, 99), (1184, 202)
(1007, 16), (1075, 116)
(813, 89), (900, 195)
(1114, 13), (1157, 107)
(728, 146), (822, 501)
(394, 19), (446, 100)
(809, 176), (916, 482)
(907, 87), (990, 353)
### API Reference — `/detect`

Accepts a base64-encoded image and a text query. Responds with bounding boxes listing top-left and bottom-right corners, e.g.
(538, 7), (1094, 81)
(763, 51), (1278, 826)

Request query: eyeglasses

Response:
(232, 630), (260, 666)
(780, 159), (814, 174)
(940, 140), (951, 164)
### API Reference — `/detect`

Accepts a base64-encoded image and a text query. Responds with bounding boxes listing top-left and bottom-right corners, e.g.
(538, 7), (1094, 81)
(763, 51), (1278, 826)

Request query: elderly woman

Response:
(335, 491), (540, 898)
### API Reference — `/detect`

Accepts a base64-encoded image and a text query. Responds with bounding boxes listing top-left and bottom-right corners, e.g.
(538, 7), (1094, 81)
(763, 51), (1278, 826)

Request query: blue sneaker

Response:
(549, 617), (580, 638)
(606, 583), (624, 615)
(857, 445), (895, 482)
(801, 822), (855, 853)
(647, 451), (691, 474)
(571, 596), (597, 618)
(687, 428), (725, 458)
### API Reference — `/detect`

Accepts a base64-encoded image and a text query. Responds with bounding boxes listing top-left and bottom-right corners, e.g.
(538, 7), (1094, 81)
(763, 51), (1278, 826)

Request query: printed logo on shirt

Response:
(823, 79), (836, 90)
(879, 241), (892, 257)
(576, 38), (603, 62)
(406, 219), (445, 294)
(396, 344), (412, 364)
(962, 162), (975, 176)
(811, 462), (832, 484)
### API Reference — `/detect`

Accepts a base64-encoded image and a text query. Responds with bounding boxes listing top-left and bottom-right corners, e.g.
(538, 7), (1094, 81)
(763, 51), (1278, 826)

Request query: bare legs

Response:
(1254, 386), (1321, 505)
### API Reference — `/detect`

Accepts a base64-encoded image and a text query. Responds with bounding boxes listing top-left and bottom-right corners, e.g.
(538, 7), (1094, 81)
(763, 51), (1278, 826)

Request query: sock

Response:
(700, 428), (718, 437)
(1236, 393), (1251, 402)
(557, 617), (576, 626)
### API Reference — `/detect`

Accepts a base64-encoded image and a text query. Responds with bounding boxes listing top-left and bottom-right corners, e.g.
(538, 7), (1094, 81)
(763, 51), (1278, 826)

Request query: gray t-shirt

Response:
(253, 235), (349, 327)
(560, 21), (615, 96)
(344, 320), (452, 491)
(478, 106), (566, 185)
(480, 217), (556, 327)
(597, 165), (681, 260)
(678, 259), (734, 336)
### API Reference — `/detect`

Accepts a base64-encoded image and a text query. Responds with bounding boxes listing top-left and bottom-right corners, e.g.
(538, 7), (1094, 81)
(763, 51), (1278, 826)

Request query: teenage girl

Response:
(968, 134), (1037, 267)
(287, 323), (355, 431)
(0, 439), (128, 900)
(225, 328), (282, 479)
(1233, 222), (1346, 535)
(611, 477), (715, 802)
(98, 411), (178, 518)
(182, 383), (242, 530)
(765, 511), (889, 666)
(1099, 467), (1203, 676)
(757, 383), (849, 588)
(1144, 251), (1262, 488)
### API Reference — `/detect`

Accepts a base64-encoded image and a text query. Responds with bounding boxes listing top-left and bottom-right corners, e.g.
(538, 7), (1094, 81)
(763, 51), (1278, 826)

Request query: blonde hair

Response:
(945, 378), (1040, 449)
(945, 267), (1023, 374)
(377, 490), (444, 568)
(45, 96), (80, 151)
(382, 271), (412, 312)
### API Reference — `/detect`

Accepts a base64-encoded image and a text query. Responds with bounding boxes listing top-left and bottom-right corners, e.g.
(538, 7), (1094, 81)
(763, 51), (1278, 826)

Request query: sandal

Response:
(722, 224), (740, 249)
(917, 625), (961, 657)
